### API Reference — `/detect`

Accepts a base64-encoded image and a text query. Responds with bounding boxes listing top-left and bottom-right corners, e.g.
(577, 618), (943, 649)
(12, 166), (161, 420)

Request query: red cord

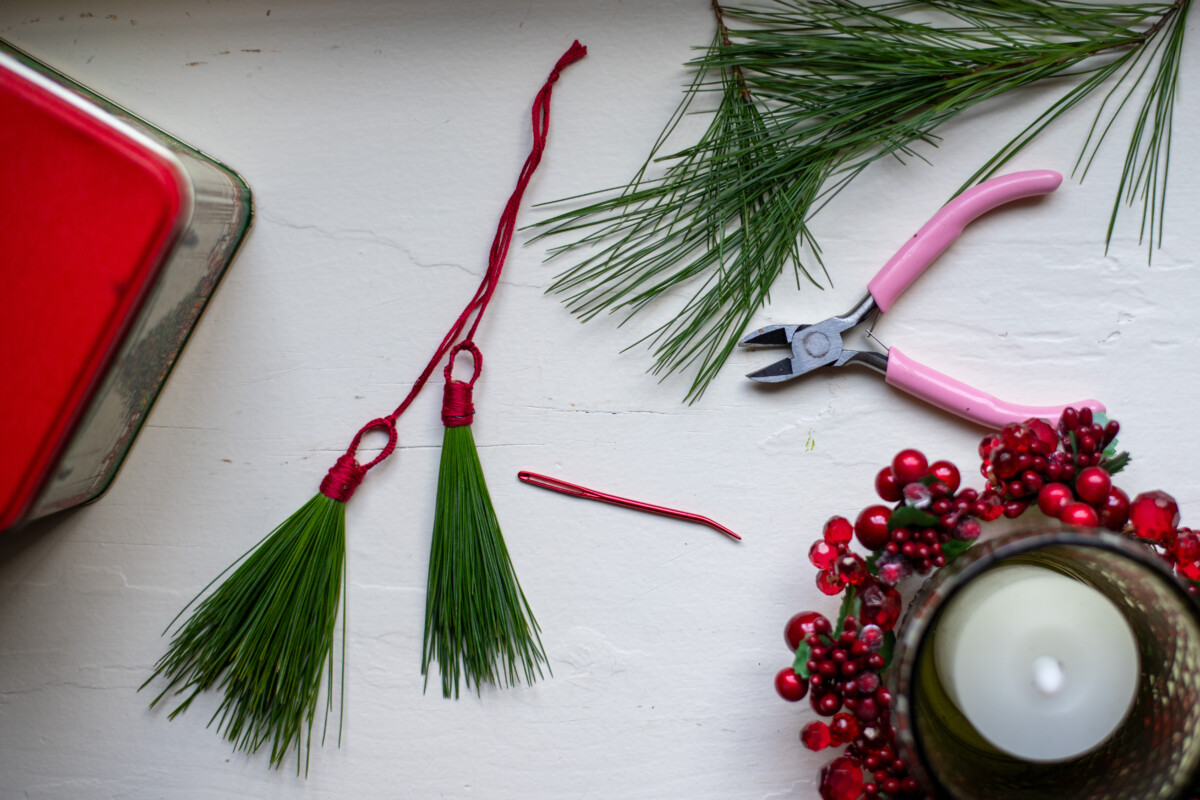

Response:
(320, 41), (586, 498)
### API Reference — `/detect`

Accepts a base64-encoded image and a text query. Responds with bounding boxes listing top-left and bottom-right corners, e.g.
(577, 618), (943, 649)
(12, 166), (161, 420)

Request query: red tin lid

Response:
(0, 56), (191, 530)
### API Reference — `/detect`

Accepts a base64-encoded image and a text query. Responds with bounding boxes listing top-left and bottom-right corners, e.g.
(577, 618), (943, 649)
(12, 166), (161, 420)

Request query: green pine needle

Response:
(423, 425), (548, 698)
(142, 493), (347, 774)
(535, 0), (1192, 402)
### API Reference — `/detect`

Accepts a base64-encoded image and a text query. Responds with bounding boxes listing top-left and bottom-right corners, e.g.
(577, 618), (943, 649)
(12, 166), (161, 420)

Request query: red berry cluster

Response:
(979, 408), (1129, 529)
(815, 751), (926, 800)
(777, 612), (925, 800)
(814, 449), (982, 592)
(777, 408), (1197, 800)
(788, 614), (888, 719)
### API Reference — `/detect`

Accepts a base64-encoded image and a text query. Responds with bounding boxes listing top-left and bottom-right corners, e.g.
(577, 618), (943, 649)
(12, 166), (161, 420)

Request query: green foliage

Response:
(143, 493), (347, 773)
(878, 631), (897, 669)
(1104, 450), (1133, 475)
(536, 0), (1192, 401)
(941, 538), (974, 562)
(423, 425), (549, 698)
(793, 637), (814, 676)
(888, 505), (938, 531)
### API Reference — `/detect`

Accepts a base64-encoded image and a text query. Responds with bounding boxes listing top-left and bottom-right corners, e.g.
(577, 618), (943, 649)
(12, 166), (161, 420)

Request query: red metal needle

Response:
(517, 470), (742, 541)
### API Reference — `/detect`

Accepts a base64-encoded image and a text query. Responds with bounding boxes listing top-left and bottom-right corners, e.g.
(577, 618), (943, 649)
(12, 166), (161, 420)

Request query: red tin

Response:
(0, 42), (253, 531)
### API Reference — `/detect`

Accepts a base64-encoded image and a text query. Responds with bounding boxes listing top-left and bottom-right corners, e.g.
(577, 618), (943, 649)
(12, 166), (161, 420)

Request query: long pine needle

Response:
(535, 0), (1192, 401)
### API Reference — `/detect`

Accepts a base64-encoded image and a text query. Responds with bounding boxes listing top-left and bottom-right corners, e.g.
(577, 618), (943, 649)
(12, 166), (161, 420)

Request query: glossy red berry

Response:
(1129, 490), (1181, 543)
(855, 505), (892, 550)
(810, 540), (839, 570)
(991, 448), (1020, 480)
(978, 434), (1003, 461)
(785, 611), (831, 650)
(877, 557), (909, 585)
(1025, 418), (1059, 455)
(837, 554), (869, 586)
(1002, 423), (1035, 453)
(858, 583), (902, 632)
(775, 667), (808, 702)
(816, 569), (846, 596)
(819, 757), (864, 800)
(1098, 487), (1130, 532)
(974, 493), (1003, 521)
(801, 720), (832, 751)
(814, 691), (843, 716)
(858, 624), (885, 651)
(1174, 531), (1200, 581)
(892, 449), (928, 486)
(928, 460), (960, 494)
(903, 482), (933, 508)
(1075, 466), (1112, 506)
(1002, 499), (1029, 519)
(823, 516), (854, 546)
(854, 696), (880, 722)
(875, 468), (902, 502)
(1061, 501), (1099, 527)
(1037, 483), (1073, 518)
(950, 515), (979, 542)
(830, 712), (860, 745)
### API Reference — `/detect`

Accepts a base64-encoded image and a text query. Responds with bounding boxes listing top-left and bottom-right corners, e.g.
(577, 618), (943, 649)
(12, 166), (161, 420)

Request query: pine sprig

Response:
(535, 0), (1192, 401)
(142, 493), (347, 774)
(422, 425), (548, 697)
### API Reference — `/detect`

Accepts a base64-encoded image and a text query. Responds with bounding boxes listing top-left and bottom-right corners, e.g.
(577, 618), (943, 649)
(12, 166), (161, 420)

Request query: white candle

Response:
(933, 564), (1139, 763)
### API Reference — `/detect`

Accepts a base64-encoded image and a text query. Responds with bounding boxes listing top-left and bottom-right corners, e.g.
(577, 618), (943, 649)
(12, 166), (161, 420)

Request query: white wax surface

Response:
(933, 564), (1139, 763)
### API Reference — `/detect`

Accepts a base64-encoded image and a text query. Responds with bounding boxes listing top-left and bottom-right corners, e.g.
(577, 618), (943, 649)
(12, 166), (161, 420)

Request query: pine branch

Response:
(534, 0), (1191, 401)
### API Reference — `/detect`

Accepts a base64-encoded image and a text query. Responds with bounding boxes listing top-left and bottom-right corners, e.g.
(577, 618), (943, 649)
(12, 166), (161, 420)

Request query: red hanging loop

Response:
(442, 342), (481, 428)
(318, 41), (586, 486)
(320, 417), (399, 501)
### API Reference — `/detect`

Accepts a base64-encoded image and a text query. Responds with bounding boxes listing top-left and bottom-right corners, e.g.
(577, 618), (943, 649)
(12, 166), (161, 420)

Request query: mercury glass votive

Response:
(891, 528), (1200, 800)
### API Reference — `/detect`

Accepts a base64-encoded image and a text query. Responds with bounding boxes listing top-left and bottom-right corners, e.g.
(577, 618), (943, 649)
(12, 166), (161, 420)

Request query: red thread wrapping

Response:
(442, 380), (475, 427)
(319, 454), (367, 502)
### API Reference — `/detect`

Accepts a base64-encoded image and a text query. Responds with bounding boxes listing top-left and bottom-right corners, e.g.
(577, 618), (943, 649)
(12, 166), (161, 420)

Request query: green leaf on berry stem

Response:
(793, 639), (813, 678)
(942, 539), (974, 562)
(836, 585), (859, 633)
(1095, 413), (1120, 460)
(888, 505), (938, 532)
(1104, 451), (1131, 476)
(879, 631), (897, 670)
(864, 551), (881, 576)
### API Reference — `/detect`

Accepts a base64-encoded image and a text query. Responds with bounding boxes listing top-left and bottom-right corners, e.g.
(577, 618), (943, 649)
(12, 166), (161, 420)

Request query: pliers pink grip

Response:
(738, 170), (1105, 428)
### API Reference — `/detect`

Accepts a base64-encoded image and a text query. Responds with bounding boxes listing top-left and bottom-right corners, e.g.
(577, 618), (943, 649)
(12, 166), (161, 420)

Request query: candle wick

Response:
(1032, 655), (1066, 696)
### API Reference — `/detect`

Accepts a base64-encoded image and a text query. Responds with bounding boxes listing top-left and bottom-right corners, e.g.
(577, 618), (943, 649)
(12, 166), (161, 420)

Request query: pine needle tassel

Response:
(422, 347), (549, 698)
(142, 433), (388, 773)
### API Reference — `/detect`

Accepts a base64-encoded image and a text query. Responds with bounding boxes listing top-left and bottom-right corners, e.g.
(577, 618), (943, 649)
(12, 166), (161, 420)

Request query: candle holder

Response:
(892, 528), (1200, 800)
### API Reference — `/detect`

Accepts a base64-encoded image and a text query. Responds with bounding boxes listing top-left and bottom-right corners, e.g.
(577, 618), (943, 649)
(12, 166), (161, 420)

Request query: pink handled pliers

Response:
(738, 170), (1104, 428)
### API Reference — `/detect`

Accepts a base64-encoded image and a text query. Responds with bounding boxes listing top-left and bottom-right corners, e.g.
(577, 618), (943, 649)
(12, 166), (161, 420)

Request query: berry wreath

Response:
(774, 407), (1197, 800)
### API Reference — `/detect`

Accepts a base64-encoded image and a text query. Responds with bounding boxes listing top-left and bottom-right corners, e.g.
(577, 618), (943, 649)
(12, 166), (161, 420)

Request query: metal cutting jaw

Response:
(739, 294), (886, 381)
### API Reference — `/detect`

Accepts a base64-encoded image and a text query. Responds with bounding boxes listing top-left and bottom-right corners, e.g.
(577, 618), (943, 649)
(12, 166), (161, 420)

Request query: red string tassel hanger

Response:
(423, 41), (587, 696)
(142, 41), (586, 772)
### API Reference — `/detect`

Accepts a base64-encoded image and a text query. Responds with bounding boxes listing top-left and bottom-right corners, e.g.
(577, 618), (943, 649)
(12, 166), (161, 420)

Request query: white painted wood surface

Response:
(1, 2), (1197, 798)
